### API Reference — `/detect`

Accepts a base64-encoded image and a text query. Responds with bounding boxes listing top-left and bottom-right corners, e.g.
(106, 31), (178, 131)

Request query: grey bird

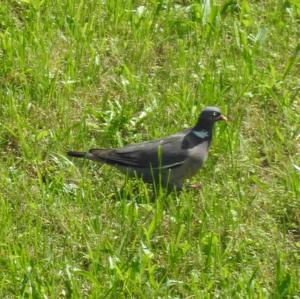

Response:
(67, 106), (227, 190)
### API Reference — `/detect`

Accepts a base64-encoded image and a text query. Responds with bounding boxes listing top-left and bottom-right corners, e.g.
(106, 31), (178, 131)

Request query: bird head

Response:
(201, 106), (227, 122)
(194, 106), (227, 130)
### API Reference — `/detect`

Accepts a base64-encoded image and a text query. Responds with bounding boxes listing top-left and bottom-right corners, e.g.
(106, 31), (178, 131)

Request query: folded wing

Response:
(89, 133), (189, 170)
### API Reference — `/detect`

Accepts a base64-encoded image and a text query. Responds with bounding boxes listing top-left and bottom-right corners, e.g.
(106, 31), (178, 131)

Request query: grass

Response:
(0, 0), (300, 297)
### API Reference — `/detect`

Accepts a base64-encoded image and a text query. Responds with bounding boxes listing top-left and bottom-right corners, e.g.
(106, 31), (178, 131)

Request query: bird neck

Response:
(193, 120), (214, 138)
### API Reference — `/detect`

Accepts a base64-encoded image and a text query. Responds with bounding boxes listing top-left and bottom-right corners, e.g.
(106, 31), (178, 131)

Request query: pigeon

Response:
(67, 106), (227, 190)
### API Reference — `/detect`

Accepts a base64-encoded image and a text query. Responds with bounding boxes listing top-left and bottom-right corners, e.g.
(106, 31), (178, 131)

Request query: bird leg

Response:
(190, 183), (202, 190)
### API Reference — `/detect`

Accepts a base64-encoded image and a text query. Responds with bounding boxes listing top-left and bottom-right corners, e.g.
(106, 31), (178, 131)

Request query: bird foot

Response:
(190, 183), (202, 190)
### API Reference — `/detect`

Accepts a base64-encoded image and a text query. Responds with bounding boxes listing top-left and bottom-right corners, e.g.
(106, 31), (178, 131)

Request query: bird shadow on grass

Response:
(109, 177), (202, 205)
(110, 178), (182, 204)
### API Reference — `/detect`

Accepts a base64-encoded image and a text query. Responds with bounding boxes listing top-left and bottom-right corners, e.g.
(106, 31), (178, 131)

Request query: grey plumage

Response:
(67, 106), (227, 190)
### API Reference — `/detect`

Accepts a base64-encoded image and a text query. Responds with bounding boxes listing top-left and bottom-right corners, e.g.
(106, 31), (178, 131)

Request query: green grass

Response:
(1, 0), (300, 297)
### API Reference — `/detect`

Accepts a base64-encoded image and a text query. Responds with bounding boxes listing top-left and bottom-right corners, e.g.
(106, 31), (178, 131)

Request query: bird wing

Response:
(90, 131), (191, 170)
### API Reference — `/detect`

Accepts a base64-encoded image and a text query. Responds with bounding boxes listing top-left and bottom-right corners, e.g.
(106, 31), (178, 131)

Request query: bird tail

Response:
(67, 151), (86, 158)
(67, 150), (95, 160)
(67, 149), (110, 162)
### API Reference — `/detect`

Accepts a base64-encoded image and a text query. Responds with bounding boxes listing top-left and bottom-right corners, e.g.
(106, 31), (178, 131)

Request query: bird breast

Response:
(182, 142), (209, 179)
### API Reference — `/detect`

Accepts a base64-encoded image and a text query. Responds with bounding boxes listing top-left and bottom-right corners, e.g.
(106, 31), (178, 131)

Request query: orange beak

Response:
(216, 115), (228, 121)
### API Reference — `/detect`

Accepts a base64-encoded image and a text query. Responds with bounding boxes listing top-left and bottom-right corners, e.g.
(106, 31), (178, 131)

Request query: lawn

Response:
(0, 0), (299, 297)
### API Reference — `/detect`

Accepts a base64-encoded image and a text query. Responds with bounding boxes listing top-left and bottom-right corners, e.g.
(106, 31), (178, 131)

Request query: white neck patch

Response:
(192, 130), (209, 139)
